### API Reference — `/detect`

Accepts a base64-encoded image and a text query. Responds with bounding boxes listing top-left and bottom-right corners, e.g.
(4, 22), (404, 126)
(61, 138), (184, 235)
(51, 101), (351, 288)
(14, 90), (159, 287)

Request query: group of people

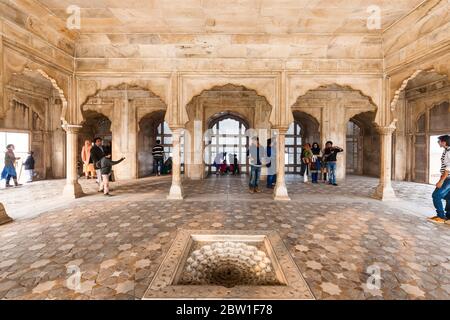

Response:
(1, 144), (35, 187)
(300, 141), (344, 186)
(81, 137), (125, 196)
(213, 153), (240, 176)
(246, 137), (344, 193)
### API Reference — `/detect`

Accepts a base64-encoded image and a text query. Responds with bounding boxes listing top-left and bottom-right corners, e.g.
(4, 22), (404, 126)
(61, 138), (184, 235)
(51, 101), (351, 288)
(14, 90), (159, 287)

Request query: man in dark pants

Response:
(323, 141), (344, 186)
(24, 151), (35, 183)
(428, 135), (450, 224)
(152, 140), (165, 176)
(90, 137), (105, 191)
(247, 137), (265, 193)
(266, 138), (277, 189)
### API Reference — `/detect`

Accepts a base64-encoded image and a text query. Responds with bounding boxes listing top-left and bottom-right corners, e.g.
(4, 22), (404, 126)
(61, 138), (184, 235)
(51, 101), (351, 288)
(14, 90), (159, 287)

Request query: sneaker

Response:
(5, 184), (13, 188)
(333, 183), (339, 186)
(428, 216), (447, 224)
(255, 188), (262, 193)
(104, 193), (114, 197)
(249, 188), (255, 194)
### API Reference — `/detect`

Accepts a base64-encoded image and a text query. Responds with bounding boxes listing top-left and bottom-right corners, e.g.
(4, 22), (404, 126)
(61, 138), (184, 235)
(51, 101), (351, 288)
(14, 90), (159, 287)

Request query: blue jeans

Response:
(267, 174), (277, 187)
(327, 162), (337, 185)
(153, 158), (163, 175)
(432, 178), (450, 218)
(249, 166), (261, 188)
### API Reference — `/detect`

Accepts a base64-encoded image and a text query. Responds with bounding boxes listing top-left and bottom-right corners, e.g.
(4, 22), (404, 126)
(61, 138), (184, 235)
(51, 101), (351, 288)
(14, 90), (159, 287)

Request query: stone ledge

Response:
(0, 203), (13, 226)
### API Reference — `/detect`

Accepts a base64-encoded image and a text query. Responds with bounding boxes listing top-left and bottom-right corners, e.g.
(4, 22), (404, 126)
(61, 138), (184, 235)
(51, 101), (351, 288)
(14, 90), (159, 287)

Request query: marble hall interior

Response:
(0, 0), (449, 300)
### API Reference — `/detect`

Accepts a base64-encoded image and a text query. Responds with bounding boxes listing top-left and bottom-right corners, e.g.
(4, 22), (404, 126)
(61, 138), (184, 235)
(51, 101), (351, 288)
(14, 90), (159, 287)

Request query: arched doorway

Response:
(138, 111), (182, 177)
(285, 112), (320, 174)
(285, 122), (302, 174)
(1, 69), (66, 181)
(184, 84), (273, 180)
(346, 120), (363, 175)
(81, 84), (168, 180)
(291, 84), (377, 180)
(413, 102), (450, 184)
(205, 113), (249, 176)
(391, 70), (450, 183)
(346, 111), (379, 177)
(79, 111), (112, 177)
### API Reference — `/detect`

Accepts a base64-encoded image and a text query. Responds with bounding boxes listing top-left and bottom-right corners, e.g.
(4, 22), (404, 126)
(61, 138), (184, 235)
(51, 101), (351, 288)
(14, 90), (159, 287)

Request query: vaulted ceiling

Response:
(37, 0), (426, 34)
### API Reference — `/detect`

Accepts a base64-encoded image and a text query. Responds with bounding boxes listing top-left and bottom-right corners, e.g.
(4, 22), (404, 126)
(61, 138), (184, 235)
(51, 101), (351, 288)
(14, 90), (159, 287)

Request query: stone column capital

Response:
(375, 122), (396, 135)
(271, 126), (289, 135)
(62, 124), (82, 134)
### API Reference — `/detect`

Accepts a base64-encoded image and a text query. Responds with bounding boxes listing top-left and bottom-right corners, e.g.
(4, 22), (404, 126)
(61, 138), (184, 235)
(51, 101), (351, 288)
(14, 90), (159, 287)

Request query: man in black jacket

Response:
(24, 151), (35, 183)
(323, 141), (344, 186)
(90, 137), (105, 189)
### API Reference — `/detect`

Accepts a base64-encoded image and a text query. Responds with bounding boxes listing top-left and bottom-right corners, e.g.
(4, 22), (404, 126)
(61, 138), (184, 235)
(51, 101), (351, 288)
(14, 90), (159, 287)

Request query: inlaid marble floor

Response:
(0, 175), (448, 300)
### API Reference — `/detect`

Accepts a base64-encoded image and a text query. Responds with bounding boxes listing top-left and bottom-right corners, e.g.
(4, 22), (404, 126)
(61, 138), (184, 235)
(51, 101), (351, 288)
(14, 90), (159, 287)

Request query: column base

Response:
(167, 184), (184, 200)
(63, 182), (85, 199)
(0, 203), (13, 226)
(274, 184), (291, 201)
(372, 183), (397, 201)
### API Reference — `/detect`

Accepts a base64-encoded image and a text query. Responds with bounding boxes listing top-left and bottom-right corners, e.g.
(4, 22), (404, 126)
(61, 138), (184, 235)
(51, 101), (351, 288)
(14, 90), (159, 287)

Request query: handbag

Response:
(109, 170), (115, 182)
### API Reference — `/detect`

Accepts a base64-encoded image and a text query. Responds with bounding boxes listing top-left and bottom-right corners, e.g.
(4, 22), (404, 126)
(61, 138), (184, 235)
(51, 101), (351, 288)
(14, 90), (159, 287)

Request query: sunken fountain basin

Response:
(143, 230), (314, 300)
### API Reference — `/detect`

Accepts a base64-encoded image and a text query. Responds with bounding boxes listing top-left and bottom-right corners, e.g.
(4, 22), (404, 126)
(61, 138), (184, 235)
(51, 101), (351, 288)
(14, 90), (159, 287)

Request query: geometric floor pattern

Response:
(0, 175), (449, 300)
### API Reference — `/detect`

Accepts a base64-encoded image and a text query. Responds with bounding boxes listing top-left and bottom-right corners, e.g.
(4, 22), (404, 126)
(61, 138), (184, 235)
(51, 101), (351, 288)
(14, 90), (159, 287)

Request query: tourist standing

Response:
(300, 143), (313, 182)
(266, 138), (277, 189)
(23, 151), (35, 183)
(214, 152), (224, 175)
(81, 139), (95, 179)
(323, 141), (344, 186)
(233, 154), (240, 175)
(90, 137), (105, 189)
(428, 135), (450, 224)
(96, 151), (125, 197)
(152, 140), (165, 176)
(247, 137), (265, 193)
(1, 144), (22, 188)
(311, 143), (322, 184)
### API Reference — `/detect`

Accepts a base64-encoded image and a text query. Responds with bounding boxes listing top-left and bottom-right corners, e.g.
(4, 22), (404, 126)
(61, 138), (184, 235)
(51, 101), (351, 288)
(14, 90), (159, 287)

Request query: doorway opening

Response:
(205, 115), (249, 176)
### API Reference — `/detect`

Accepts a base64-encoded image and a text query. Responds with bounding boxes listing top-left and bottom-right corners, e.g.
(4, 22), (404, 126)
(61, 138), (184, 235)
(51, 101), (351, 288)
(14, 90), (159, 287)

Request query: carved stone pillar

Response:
(273, 129), (290, 201)
(0, 203), (12, 226)
(167, 128), (184, 200)
(62, 125), (84, 198)
(373, 124), (397, 201)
